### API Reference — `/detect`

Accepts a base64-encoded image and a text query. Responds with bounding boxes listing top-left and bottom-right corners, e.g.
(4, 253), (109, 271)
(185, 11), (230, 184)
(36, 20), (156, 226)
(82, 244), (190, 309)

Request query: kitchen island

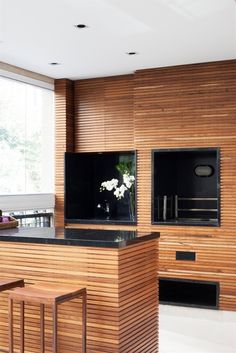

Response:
(0, 228), (159, 353)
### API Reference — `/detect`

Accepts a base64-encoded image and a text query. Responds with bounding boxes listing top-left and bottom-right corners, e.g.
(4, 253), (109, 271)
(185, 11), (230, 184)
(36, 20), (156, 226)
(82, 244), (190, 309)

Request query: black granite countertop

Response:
(0, 227), (159, 248)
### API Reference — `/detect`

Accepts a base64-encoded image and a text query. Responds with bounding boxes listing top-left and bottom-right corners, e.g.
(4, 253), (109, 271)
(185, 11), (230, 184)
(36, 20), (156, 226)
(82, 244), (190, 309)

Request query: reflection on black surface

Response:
(64, 228), (136, 242)
(156, 218), (218, 226)
(65, 151), (136, 224)
(0, 227), (159, 248)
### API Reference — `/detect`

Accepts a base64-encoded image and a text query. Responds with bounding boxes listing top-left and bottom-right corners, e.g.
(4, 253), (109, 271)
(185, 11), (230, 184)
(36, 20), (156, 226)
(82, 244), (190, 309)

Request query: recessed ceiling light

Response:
(74, 24), (88, 29)
(49, 62), (61, 66)
(126, 52), (138, 56)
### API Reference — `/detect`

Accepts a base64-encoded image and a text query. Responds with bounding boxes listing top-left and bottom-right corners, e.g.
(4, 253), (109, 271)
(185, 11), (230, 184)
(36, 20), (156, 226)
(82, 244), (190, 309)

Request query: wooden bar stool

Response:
(8, 283), (86, 353)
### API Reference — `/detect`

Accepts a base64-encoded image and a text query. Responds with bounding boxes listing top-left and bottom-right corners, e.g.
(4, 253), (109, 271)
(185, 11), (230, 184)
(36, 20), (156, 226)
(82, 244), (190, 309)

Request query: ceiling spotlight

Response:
(49, 62), (61, 66)
(126, 52), (138, 56)
(74, 24), (88, 29)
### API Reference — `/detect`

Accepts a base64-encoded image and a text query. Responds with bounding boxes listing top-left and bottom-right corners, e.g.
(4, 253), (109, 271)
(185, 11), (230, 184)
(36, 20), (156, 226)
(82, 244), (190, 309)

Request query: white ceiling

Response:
(0, 0), (236, 80)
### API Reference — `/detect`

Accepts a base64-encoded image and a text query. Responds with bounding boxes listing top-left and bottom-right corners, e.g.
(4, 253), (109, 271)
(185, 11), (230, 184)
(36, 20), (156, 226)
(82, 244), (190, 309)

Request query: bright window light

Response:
(0, 76), (54, 195)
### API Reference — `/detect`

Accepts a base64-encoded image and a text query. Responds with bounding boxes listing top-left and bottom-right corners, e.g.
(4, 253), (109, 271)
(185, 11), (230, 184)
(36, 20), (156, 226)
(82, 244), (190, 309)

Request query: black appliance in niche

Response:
(65, 151), (136, 224)
(152, 148), (220, 226)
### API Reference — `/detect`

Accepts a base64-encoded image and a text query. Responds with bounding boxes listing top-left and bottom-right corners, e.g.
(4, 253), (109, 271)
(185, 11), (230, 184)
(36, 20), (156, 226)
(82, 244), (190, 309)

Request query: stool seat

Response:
(8, 283), (86, 353)
(9, 284), (86, 305)
(0, 278), (24, 291)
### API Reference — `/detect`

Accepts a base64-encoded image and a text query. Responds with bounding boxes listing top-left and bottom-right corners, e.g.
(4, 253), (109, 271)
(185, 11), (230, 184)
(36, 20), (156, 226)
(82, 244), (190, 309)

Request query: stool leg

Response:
(40, 304), (45, 353)
(20, 301), (25, 353)
(52, 304), (58, 353)
(8, 298), (14, 353)
(82, 291), (87, 353)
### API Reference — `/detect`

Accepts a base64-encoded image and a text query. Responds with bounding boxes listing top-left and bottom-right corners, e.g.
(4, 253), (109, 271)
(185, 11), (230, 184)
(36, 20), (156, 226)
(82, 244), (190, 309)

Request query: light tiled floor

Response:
(159, 305), (236, 353)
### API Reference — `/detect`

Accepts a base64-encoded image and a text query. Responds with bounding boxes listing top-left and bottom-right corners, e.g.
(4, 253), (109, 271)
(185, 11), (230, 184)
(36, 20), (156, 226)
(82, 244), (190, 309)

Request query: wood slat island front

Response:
(0, 228), (159, 353)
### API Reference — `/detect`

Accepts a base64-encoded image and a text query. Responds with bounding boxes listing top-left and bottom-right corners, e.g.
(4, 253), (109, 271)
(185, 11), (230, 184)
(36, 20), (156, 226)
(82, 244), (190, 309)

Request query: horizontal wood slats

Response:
(74, 78), (105, 151)
(0, 240), (158, 353)
(74, 75), (134, 152)
(55, 59), (236, 311)
(134, 62), (236, 230)
(159, 232), (236, 311)
(133, 60), (236, 311)
(119, 241), (158, 352)
(55, 79), (74, 227)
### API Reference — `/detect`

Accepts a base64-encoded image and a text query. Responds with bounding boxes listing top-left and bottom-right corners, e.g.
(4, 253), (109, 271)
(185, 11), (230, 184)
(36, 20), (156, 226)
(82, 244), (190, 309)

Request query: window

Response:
(0, 76), (54, 195)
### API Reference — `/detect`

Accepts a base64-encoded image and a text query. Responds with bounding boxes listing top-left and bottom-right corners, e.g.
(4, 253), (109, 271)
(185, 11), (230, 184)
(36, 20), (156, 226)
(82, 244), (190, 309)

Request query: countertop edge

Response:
(0, 228), (160, 248)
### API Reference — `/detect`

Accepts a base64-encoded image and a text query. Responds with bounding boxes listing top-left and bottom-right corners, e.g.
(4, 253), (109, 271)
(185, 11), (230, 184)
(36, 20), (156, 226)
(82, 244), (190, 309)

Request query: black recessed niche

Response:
(159, 278), (219, 309)
(65, 151), (136, 225)
(152, 148), (220, 226)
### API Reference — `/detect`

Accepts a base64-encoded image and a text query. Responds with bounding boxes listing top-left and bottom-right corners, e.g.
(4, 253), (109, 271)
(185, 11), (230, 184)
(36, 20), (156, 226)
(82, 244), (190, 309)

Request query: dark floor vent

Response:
(159, 278), (219, 309)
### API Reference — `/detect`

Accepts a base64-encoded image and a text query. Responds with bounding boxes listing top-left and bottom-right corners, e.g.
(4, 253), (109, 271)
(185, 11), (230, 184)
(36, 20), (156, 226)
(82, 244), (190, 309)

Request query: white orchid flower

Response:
(100, 171), (135, 220)
(100, 174), (134, 199)
(100, 178), (118, 191)
(114, 184), (127, 199)
(123, 174), (135, 189)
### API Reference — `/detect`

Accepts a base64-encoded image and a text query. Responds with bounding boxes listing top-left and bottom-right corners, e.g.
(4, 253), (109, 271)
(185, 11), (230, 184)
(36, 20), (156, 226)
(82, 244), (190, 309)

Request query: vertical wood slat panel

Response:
(55, 79), (74, 227)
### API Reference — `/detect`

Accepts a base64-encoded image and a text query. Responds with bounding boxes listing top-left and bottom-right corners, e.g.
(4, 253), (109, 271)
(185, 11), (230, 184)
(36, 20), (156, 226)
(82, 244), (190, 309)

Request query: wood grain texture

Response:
(118, 241), (159, 353)
(55, 59), (236, 311)
(133, 60), (236, 311)
(74, 75), (134, 152)
(55, 79), (74, 227)
(0, 239), (158, 353)
(159, 232), (236, 311)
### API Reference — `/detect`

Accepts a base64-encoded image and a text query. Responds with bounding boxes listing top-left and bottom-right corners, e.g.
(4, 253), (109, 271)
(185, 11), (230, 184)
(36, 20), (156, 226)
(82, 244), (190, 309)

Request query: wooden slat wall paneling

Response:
(0, 239), (158, 353)
(133, 60), (236, 310)
(55, 79), (74, 227)
(134, 60), (236, 231)
(55, 59), (236, 311)
(74, 75), (134, 152)
(159, 232), (236, 310)
(74, 78), (105, 152)
(104, 75), (134, 151)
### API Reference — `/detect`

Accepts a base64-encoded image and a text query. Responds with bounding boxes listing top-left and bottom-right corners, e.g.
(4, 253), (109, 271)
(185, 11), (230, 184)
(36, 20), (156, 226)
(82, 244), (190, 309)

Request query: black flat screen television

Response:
(65, 151), (136, 224)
